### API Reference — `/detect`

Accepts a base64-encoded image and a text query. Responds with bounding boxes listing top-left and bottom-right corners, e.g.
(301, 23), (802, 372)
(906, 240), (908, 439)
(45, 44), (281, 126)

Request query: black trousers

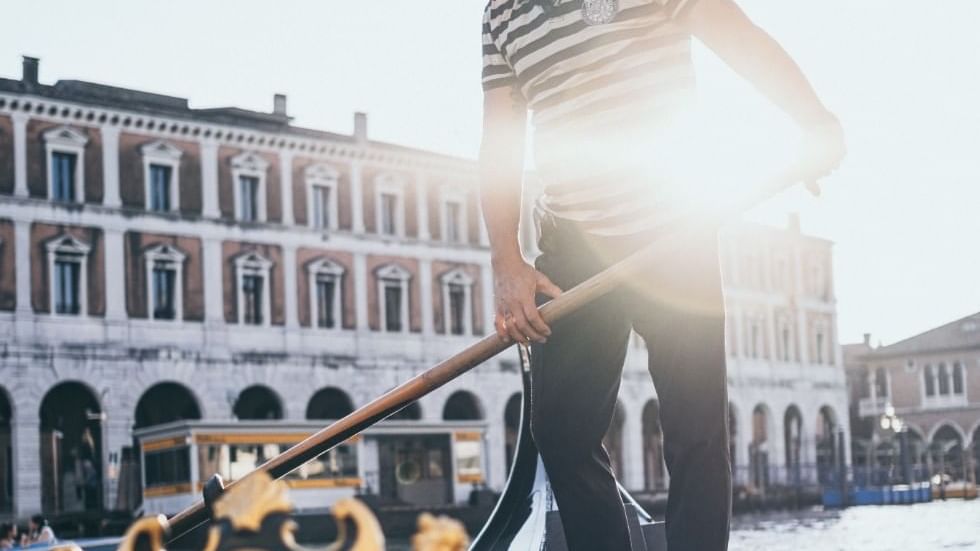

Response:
(529, 214), (732, 551)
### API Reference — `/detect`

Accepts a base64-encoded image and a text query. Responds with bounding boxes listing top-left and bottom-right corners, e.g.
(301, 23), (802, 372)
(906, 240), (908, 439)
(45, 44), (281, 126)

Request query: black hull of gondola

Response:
(470, 349), (666, 551)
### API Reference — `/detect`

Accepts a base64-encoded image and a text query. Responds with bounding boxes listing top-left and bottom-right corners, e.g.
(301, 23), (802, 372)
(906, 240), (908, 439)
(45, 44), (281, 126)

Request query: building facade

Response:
(844, 314), (980, 483)
(0, 57), (849, 521)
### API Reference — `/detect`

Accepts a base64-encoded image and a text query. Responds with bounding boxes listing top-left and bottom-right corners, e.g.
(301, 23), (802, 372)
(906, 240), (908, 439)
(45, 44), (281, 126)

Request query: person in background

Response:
(0, 523), (15, 550)
(27, 516), (55, 546)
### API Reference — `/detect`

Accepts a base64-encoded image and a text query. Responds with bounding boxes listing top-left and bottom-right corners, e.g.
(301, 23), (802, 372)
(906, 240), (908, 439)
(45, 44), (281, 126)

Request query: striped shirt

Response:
(482, 0), (703, 235)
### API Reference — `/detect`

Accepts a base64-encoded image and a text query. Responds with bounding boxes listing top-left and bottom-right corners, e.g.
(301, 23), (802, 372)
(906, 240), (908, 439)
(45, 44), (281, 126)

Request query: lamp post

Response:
(878, 404), (911, 485)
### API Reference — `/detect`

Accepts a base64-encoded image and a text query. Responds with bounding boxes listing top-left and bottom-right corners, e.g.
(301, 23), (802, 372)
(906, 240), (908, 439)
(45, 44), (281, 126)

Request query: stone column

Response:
(11, 415), (41, 516)
(415, 171), (430, 241)
(100, 125), (122, 208)
(279, 150), (294, 226)
(480, 263), (495, 335)
(353, 252), (369, 330)
(202, 238), (225, 325)
(350, 161), (365, 233)
(282, 243), (299, 330)
(12, 112), (29, 198)
(14, 220), (33, 333)
(419, 259), (434, 335)
(200, 140), (220, 218)
(103, 229), (126, 321)
(793, 245), (810, 364)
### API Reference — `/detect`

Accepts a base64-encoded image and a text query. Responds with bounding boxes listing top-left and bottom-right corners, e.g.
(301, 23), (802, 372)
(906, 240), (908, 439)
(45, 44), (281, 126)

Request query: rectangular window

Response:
(149, 164), (173, 212)
(239, 176), (260, 222)
(312, 185), (331, 229)
(383, 282), (402, 332)
(51, 151), (77, 202)
(242, 274), (264, 325)
(315, 275), (337, 328)
(448, 283), (465, 335)
(446, 201), (462, 243)
(54, 258), (81, 315)
(152, 263), (177, 320)
(816, 333), (825, 364)
(380, 193), (398, 235)
(144, 446), (191, 489)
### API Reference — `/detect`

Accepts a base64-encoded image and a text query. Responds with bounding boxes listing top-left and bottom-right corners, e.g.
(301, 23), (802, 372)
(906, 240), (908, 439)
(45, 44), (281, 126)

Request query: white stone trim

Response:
(231, 152), (269, 222)
(439, 268), (474, 336)
(141, 140), (183, 212)
(307, 257), (345, 330)
(305, 163), (340, 231)
(415, 171), (430, 241)
(44, 125), (88, 203)
(12, 112), (29, 197)
(45, 233), (91, 317)
(279, 150), (295, 226)
(235, 251), (273, 326)
(439, 187), (468, 245)
(374, 173), (406, 238)
(144, 243), (187, 322)
(200, 140), (220, 218)
(376, 263), (410, 333)
(101, 125), (122, 208)
(921, 359), (969, 409)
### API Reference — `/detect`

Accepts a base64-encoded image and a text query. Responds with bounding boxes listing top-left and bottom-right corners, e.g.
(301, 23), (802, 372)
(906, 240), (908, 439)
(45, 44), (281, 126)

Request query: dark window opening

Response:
(51, 151), (77, 202)
(149, 164), (172, 211)
(54, 258), (81, 314)
(242, 274), (264, 325)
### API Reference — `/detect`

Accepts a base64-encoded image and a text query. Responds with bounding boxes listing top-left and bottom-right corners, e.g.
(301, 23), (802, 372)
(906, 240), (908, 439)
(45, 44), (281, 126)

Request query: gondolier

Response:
(479, 1), (845, 550)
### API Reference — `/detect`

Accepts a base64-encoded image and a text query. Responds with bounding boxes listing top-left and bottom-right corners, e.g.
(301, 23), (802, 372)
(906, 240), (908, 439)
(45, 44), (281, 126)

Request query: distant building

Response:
(0, 56), (850, 521)
(844, 314), (980, 483)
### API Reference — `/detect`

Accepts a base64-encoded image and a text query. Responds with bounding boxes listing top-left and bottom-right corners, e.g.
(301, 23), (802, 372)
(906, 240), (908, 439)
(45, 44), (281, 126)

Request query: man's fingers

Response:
(507, 303), (545, 343)
(522, 301), (551, 338)
(536, 273), (563, 299)
(494, 313), (510, 342)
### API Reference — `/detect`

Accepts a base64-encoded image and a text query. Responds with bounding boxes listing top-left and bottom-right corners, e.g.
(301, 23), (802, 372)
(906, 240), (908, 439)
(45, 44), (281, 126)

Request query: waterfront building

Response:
(0, 57), (849, 520)
(844, 314), (980, 483)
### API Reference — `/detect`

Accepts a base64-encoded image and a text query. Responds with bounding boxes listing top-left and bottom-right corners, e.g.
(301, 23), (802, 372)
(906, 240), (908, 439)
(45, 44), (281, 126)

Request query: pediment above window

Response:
(440, 268), (474, 286)
(306, 163), (340, 182)
(307, 257), (345, 275)
(141, 140), (183, 161)
(375, 172), (407, 188)
(234, 250), (274, 270)
(376, 263), (411, 281)
(43, 125), (89, 148)
(231, 151), (270, 172)
(144, 243), (187, 263)
(45, 233), (91, 255)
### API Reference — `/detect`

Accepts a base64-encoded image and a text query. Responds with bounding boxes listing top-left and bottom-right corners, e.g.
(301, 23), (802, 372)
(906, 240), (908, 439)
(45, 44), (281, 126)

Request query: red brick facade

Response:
(30, 222), (105, 315)
(123, 231), (204, 321)
(0, 219), (15, 310)
(0, 115), (13, 195)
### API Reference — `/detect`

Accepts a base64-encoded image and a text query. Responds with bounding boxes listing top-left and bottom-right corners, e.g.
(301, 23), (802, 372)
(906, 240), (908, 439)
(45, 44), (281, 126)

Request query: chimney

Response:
(22, 56), (39, 86)
(863, 333), (871, 346)
(787, 212), (801, 234)
(273, 94), (287, 117)
(354, 112), (368, 144)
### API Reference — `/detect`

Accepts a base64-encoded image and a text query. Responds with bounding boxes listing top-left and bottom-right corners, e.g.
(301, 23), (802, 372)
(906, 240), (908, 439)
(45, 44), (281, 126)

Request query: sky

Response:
(3, 0), (978, 346)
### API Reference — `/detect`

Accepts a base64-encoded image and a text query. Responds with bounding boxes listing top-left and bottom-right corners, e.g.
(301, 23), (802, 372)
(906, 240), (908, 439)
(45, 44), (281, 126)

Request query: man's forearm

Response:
(692, 1), (834, 126)
(479, 150), (524, 265)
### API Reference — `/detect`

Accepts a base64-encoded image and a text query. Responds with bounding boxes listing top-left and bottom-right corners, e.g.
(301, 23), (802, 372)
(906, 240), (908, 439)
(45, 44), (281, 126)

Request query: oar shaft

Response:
(166, 168), (812, 542)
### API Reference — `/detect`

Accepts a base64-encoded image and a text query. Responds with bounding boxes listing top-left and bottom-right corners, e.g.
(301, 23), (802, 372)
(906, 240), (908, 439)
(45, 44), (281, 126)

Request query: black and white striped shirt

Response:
(482, 0), (703, 235)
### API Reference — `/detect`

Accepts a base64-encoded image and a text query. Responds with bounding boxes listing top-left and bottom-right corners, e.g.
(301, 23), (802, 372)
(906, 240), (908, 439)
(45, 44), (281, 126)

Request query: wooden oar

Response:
(165, 165), (820, 543)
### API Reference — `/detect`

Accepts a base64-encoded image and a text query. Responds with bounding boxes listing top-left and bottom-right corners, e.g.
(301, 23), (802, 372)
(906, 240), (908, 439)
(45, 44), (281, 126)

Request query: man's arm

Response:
(687, 0), (846, 172)
(479, 86), (561, 344)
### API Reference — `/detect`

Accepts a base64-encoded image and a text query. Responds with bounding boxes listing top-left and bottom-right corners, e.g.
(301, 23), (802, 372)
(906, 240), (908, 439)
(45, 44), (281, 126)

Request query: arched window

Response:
(937, 363), (950, 395)
(784, 406), (803, 484)
(306, 388), (355, 420)
(873, 367), (889, 399)
(442, 391), (483, 421)
(952, 362), (965, 395)
(40, 382), (104, 514)
(234, 386), (283, 420)
(924, 365), (936, 397)
(134, 382), (202, 429)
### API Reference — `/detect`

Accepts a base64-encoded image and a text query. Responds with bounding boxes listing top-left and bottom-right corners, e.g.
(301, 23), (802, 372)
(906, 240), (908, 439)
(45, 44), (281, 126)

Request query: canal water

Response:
(729, 499), (980, 551)
(388, 499), (979, 550)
